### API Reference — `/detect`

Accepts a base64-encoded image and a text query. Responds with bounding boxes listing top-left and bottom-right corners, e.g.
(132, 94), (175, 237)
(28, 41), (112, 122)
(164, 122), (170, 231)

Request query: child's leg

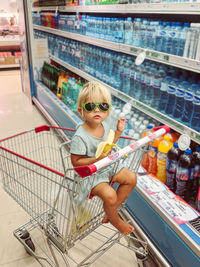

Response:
(91, 182), (134, 235)
(112, 168), (137, 207)
(102, 168), (136, 223)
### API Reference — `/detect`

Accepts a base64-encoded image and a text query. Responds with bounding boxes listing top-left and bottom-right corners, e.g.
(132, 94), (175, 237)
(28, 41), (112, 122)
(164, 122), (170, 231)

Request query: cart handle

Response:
(74, 125), (170, 178)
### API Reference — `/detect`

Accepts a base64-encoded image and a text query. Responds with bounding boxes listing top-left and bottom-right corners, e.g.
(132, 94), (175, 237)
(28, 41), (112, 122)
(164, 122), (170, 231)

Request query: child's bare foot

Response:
(102, 215), (109, 224)
(116, 220), (134, 235)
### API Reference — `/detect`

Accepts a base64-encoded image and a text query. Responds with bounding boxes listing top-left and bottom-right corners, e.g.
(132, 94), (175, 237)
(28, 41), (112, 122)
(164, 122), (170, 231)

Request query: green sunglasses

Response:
(82, 102), (111, 112)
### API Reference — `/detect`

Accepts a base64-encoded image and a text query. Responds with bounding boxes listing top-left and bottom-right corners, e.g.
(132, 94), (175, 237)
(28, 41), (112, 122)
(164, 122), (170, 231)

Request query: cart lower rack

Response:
(0, 125), (169, 266)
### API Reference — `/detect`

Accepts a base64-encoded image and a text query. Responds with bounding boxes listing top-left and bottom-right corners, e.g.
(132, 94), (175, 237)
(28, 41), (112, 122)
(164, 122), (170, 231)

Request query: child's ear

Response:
(78, 107), (84, 117)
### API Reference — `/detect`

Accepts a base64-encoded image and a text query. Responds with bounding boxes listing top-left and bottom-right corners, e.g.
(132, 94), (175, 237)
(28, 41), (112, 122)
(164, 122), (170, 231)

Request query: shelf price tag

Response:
(151, 52), (158, 58)
(130, 47), (138, 54)
(163, 55), (169, 61)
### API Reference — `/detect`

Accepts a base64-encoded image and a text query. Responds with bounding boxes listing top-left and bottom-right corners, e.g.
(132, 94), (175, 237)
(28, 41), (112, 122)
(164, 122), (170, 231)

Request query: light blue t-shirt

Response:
(70, 121), (110, 157)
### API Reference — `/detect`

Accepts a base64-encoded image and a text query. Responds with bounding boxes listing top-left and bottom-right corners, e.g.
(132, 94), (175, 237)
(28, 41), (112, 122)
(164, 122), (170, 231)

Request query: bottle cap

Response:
(173, 142), (178, 148)
(185, 149), (192, 155)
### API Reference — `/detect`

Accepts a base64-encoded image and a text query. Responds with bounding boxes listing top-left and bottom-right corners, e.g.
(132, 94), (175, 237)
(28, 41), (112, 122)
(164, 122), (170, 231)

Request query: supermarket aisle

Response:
(0, 70), (138, 266)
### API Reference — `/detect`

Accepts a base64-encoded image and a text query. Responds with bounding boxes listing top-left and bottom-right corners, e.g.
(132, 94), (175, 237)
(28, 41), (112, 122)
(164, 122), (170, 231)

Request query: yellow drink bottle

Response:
(156, 135), (173, 183)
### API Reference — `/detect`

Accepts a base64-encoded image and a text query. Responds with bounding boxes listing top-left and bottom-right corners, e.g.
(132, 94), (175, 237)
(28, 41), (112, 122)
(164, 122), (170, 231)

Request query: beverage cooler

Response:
(20, 0), (200, 266)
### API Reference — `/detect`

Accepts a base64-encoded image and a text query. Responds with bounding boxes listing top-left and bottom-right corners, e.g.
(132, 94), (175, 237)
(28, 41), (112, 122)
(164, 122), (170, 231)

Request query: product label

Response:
(157, 152), (167, 161)
(194, 164), (200, 179)
(166, 159), (177, 173)
(175, 88), (185, 97)
(160, 30), (166, 36)
(184, 92), (193, 101)
(193, 96), (200, 105)
(170, 31), (176, 38)
(167, 85), (176, 94)
(176, 166), (190, 181)
(153, 78), (161, 88)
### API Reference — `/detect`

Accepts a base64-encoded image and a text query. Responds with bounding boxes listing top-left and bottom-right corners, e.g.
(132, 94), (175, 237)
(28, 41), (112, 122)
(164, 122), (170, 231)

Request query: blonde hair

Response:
(77, 81), (111, 109)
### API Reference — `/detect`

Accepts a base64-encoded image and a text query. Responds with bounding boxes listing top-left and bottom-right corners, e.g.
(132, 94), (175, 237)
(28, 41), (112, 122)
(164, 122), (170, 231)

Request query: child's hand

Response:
(97, 148), (112, 161)
(117, 117), (127, 133)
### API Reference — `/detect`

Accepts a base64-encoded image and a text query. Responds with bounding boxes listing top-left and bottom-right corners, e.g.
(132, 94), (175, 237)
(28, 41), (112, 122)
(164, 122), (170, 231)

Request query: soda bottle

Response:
(147, 135), (163, 176)
(156, 135), (173, 183)
(166, 142), (182, 192)
(141, 125), (153, 171)
(197, 186), (200, 212)
(188, 147), (200, 206)
(175, 149), (192, 200)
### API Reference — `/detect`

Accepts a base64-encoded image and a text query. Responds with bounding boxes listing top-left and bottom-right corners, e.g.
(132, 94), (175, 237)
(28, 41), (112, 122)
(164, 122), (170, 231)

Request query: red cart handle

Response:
(74, 125), (170, 178)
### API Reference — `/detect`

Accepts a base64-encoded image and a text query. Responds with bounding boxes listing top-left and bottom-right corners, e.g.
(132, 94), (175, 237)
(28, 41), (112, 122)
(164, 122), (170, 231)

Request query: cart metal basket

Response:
(0, 124), (169, 266)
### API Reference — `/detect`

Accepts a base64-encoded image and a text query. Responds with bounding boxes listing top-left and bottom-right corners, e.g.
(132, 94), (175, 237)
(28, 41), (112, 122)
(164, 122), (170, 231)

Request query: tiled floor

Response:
(0, 70), (139, 266)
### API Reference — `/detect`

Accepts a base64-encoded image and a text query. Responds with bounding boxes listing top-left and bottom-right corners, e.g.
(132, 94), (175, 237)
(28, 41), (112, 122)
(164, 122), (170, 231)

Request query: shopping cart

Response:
(0, 124), (169, 266)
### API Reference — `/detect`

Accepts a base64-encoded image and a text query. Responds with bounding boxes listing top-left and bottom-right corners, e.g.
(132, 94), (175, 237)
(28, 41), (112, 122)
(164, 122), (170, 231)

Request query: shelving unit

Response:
(33, 25), (200, 74)
(32, 3), (200, 14)
(49, 54), (200, 143)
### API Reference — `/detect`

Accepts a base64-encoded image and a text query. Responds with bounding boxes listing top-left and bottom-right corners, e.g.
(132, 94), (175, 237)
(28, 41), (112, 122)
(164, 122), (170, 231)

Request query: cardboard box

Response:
(0, 57), (5, 65)
(5, 56), (16, 65)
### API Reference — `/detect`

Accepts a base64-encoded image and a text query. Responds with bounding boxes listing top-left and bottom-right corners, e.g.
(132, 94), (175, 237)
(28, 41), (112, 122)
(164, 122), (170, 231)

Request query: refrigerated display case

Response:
(0, 12), (21, 69)
(19, 1), (200, 266)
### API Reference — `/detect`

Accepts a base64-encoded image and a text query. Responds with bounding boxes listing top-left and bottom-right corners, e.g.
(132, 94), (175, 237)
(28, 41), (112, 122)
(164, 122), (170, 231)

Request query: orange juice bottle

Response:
(156, 135), (173, 183)
(148, 135), (163, 176)
(141, 125), (153, 171)
(57, 71), (67, 99)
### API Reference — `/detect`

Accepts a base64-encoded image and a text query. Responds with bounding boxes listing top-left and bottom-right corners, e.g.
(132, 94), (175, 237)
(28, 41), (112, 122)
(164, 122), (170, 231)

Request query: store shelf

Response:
(0, 40), (20, 47)
(33, 25), (200, 74)
(50, 54), (200, 144)
(32, 3), (200, 14)
(33, 25), (120, 51)
(0, 64), (19, 69)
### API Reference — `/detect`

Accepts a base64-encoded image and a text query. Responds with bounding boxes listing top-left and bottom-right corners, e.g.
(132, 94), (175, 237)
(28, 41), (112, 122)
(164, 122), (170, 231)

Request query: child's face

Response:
(78, 96), (111, 124)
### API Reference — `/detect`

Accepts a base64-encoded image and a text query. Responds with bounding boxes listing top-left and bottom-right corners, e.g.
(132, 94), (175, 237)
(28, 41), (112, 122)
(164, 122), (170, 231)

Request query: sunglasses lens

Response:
(84, 102), (96, 112)
(99, 102), (110, 111)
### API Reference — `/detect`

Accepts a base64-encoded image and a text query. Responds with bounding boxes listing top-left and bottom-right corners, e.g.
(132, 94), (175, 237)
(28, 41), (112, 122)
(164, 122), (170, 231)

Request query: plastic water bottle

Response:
(123, 60), (131, 95)
(161, 22), (171, 53)
(151, 68), (165, 109)
(170, 22), (182, 55)
(191, 89), (200, 132)
(166, 142), (182, 192)
(138, 65), (146, 102)
(124, 17), (133, 45)
(177, 23), (190, 57)
(165, 76), (179, 116)
(140, 19), (149, 48)
(147, 20), (157, 50)
(173, 81), (188, 120)
(158, 75), (171, 112)
(183, 23), (200, 59)
(132, 18), (142, 47)
(134, 65), (143, 100)
(175, 149), (192, 200)
(181, 83), (195, 126)
(129, 62), (135, 96)
(155, 21), (165, 52)
(143, 66), (154, 106)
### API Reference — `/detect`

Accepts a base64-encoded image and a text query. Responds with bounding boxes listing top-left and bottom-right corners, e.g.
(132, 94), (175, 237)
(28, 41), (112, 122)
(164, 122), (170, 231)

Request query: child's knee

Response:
(126, 170), (137, 188)
(104, 190), (117, 206)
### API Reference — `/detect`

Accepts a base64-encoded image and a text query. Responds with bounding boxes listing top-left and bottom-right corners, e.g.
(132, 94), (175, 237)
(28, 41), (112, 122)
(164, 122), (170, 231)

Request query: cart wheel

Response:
(19, 230), (35, 255)
(25, 238), (35, 255)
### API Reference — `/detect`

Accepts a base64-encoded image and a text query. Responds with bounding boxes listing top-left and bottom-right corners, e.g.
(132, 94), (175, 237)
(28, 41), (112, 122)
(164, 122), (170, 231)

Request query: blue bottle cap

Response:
(173, 142), (178, 148)
(185, 149), (192, 155)
(147, 125), (153, 129)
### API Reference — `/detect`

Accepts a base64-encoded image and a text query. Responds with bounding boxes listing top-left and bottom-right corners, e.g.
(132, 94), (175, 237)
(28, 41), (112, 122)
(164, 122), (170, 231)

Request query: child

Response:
(70, 81), (136, 235)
